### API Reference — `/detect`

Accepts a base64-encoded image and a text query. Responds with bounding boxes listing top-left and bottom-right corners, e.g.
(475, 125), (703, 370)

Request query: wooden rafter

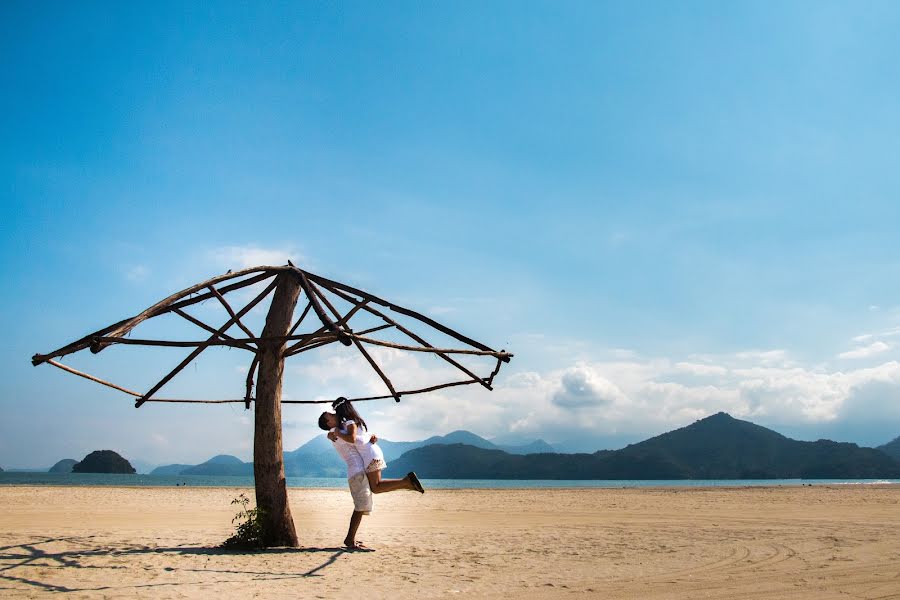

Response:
(207, 284), (256, 340)
(308, 279), (401, 402)
(321, 282), (495, 390)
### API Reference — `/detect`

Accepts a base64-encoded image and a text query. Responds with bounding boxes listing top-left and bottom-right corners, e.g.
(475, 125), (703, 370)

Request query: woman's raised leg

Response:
(366, 469), (414, 493)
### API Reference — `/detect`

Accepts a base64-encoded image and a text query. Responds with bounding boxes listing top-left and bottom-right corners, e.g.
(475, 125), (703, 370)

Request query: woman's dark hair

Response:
(332, 396), (367, 431)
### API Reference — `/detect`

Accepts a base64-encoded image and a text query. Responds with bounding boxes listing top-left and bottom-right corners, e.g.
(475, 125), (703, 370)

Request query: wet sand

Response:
(1, 485), (898, 598)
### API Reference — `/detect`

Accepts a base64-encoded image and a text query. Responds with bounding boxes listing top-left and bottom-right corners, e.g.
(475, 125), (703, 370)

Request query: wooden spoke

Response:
(47, 359), (142, 397)
(307, 271), (502, 357)
(245, 355), (260, 409)
(322, 284), (501, 389)
(172, 308), (256, 352)
(287, 302), (313, 337)
(207, 284), (256, 340)
(295, 270), (351, 346)
(308, 281), (401, 402)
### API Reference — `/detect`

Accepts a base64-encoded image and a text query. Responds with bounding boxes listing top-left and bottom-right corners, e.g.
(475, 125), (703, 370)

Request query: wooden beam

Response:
(285, 323), (393, 357)
(164, 271), (275, 314)
(172, 308), (256, 352)
(207, 284), (256, 340)
(281, 295), (369, 356)
(139, 378), (488, 404)
(295, 270), (351, 346)
(347, 334), (512, 359)
(287, 301), (312, 337)
(245, 355), (260, 410)
(47, 359), (142, 397)
(306, 271), (502, 357)
(320, 285), (494, 390)
(32, 268), (281, 365)
(135, 277), (279, 408)
(308, 281), (401, 402)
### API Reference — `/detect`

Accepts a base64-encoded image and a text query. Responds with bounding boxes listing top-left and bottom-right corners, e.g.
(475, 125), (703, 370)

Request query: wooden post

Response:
(254, 272), (300, 547)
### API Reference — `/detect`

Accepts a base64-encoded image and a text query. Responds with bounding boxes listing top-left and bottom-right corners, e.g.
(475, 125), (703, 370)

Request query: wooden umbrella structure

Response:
(32, 264), (513, 547)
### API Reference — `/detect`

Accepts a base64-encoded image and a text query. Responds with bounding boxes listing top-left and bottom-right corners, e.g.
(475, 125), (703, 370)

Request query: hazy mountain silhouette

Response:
(181, 455), (252, 476)
(384, 413), (900, 479)
(281, 429), (554, 476)
(878, 436), (900, 460)
(144, 414), (900, 480)
(48, 459), (77, 473)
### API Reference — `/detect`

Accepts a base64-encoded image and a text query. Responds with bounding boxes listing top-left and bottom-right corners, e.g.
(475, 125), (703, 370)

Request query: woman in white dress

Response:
(319, 397), (425, 494)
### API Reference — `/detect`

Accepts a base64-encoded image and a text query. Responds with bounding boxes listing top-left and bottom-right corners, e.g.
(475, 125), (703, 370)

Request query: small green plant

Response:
(221, 493), (266, 550)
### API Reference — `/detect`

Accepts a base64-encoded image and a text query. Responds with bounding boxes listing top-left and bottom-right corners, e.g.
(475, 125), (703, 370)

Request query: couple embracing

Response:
(318, 397), (425, 551)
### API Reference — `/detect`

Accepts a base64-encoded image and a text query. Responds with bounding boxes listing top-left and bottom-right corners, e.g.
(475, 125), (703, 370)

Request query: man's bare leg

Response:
(344, 510), (364, 547)
(366, 470), (414, 494)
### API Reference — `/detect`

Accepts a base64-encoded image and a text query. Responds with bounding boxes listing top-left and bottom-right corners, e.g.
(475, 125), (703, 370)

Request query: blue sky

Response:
(3, 1), (900, 468)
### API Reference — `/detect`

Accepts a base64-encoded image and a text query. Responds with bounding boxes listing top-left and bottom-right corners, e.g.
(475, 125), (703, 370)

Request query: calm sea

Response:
(1, 472), (897, 488)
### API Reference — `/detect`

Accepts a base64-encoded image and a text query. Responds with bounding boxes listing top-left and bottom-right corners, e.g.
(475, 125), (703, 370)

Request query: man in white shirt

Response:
(320, 412), (374, 551)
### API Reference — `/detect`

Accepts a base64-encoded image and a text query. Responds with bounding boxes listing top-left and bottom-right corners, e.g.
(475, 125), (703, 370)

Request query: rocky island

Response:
(72, 451), (136, 474)
(49, 459), (77, 473)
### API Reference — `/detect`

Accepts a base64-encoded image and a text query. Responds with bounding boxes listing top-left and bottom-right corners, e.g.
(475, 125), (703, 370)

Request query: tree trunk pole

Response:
(254, 272), (300, 547)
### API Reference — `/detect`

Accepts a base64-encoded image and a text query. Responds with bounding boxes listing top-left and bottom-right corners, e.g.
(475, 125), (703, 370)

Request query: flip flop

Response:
(408, 471), (425, 494)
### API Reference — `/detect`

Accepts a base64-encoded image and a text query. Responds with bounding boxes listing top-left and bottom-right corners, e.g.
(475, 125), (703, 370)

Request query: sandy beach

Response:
(1, 485), (898, 599)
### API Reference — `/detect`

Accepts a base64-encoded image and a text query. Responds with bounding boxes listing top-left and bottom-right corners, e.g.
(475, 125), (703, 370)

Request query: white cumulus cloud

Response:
(838, 341), (891, 359)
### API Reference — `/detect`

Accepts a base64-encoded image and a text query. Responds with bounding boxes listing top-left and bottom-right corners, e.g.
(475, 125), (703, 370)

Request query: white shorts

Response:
(348, 472), (373, 514)
(365, 458), (388, 473)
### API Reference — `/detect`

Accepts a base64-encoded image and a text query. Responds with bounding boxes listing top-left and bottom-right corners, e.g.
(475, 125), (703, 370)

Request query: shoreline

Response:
(2, 471), (898, 491)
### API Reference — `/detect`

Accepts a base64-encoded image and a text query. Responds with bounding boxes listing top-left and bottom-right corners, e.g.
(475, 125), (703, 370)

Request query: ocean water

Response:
(1, 472), (897, 488)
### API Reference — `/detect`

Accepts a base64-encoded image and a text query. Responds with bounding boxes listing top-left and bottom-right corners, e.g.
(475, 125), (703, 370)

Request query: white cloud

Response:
(125, 265), (149, 282)
(552, 364), (629, 408)
(838, 341), (891, 359)
(209, 245), (303, 270)
(851, 326), (900, 344)
(674, 362), (729, 377)
(280, 340), (900, 450)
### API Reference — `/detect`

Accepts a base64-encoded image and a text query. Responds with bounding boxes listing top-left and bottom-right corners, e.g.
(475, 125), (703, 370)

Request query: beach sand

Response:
(1, 485), (898, 598)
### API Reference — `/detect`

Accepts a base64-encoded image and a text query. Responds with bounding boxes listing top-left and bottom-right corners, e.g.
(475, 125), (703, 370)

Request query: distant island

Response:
(72, 450), (136, 474)
(49, 459), (77, 473)
(144, 413), (900, 480)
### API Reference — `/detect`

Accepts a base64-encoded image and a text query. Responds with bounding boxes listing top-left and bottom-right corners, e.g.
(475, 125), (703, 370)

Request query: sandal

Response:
(408, 471), (425, 494)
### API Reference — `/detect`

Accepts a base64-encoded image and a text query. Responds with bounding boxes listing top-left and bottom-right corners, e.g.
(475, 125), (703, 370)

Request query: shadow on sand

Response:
(0, 535), (353, 593)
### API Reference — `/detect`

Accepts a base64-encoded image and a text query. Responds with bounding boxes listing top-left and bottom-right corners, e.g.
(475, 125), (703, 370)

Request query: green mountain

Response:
(181, 455), (252, 476)
(149, 464), (195, 476)
(877, 436), (900, 461)
(497, 439), (556, 454)
(384, 413), (900, 480)
(72, 450), (136, 474)
(282, 430), (497, 476)
(147, 430), (554, 478)
(48, 459), (77, 473)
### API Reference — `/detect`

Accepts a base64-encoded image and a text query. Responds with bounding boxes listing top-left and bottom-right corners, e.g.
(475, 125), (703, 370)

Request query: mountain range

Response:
(383, 413), (900, 479)
(150, 430), (554, 477)
(141, 414), (900, 479)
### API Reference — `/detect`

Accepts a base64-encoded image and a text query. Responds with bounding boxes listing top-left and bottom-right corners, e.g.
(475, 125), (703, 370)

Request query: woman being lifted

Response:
(320, 397), (425, 495)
